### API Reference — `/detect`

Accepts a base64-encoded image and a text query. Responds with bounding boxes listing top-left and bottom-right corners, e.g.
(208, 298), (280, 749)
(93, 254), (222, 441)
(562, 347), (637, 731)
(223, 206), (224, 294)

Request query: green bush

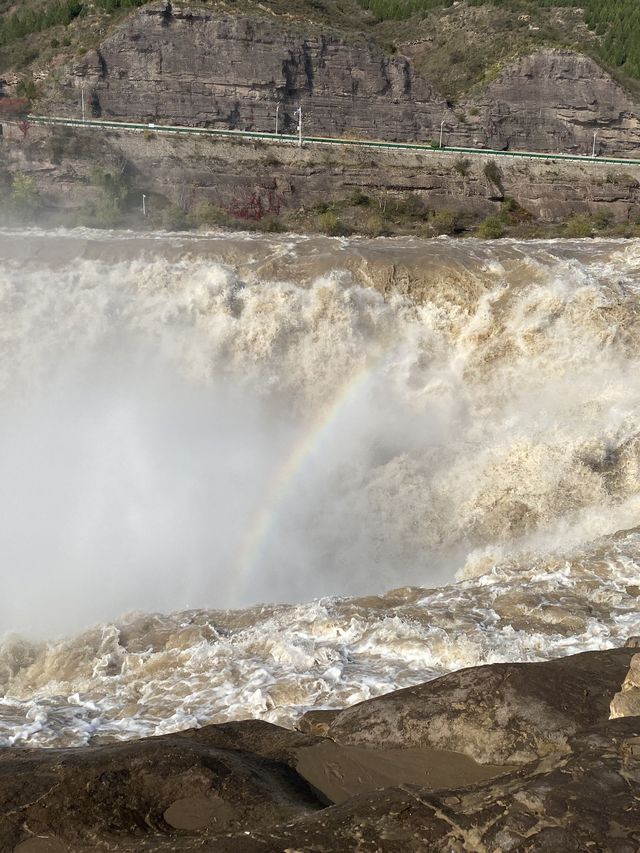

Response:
(259, 216), (285, 233)
(158, 204), (187, 231)
(500, 197), (532, 223)
(453, 157), (471, 178)
(477, 215), (506, 239)
(318, 210), (343, 236)
(388, 193), (427, 219)
(187, 201), (232, 229)
(564, 214), (594, 238)
(349, 188), (370, 206)
(81, 195), (121, 227)
(365, 213), (387, 236)
(16, 77), (37, 99)
(430, 209), (460, 235)
(10, 172), (41, 221)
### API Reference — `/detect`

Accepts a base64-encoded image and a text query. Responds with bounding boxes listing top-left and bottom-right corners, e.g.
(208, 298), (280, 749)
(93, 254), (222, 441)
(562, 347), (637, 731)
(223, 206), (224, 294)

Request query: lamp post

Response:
(295, 106), (302, 148)
(439, 117), (446, 148)
(592, 129), (598, 158)
(81, 85), (85, 121)
(142, 194), (146, 217)
(275, 102), (281, 135)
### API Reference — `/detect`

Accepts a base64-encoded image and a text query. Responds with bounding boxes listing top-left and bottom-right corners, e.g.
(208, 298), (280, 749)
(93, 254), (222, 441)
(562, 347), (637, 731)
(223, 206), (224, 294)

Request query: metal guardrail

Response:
(25, 114), (640, 167)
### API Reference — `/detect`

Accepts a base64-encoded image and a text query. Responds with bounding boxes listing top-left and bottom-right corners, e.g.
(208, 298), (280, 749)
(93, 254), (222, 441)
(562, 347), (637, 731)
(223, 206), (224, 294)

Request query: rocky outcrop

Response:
(1, 647), (640, 852)
(611, 652), (640, 718)
(0, 720), (325, 852)
(463, 50), (640, 157)
(230, 718), (640, 853)
(43, 2), (640, 156)
(321, 648), (637, 763)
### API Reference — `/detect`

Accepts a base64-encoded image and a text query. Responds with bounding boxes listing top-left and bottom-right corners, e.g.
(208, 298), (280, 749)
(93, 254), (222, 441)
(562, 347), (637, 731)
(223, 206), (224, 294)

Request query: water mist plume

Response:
(0, 230), (640, 640)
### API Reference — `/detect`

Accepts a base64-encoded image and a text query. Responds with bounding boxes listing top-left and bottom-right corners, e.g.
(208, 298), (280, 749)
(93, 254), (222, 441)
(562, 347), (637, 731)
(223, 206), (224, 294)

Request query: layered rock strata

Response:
(40, 3), (640, 157)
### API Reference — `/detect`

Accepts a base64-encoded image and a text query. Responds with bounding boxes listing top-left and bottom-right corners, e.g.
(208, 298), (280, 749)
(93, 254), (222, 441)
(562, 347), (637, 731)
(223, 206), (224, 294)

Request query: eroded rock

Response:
(0, 721), (324, 853)
(1, 650), (639, 852)
(327, 647), (636, 763)
(215, 717), (640, 853)
(610, 651), (640, 718)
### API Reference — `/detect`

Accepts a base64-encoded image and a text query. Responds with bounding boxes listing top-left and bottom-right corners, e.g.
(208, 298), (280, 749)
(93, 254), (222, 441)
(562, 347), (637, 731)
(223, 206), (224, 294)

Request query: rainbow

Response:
(233, 350), (393, 600)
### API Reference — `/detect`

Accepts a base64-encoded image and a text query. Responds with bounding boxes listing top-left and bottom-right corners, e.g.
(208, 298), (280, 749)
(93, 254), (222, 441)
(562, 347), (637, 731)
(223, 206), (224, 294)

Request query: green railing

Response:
(25, 114), (640, 167)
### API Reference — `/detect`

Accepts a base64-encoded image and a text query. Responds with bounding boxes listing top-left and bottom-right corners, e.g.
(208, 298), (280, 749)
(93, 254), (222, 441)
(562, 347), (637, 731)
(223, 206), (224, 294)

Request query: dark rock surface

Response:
(217, 718), (640, 852)
(1, 648), (639, 852)
(0, 721), (325, 852)
(327, 647), (637, 763)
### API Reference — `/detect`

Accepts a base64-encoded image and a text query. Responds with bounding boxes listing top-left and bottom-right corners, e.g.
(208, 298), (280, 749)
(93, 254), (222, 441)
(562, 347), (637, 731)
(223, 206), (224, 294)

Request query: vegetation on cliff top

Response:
(367, 0), (640, 91)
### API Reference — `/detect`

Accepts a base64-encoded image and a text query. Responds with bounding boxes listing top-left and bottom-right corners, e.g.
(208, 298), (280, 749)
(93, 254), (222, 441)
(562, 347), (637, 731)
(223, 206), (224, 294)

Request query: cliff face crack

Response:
(302, 42), (314, 94)
(3, 778), (63, 818)
(161, 1), (173, 26)
(95, 49), (107, 80)
(398, 785), (491, 852)
(282, 51), (298, 96)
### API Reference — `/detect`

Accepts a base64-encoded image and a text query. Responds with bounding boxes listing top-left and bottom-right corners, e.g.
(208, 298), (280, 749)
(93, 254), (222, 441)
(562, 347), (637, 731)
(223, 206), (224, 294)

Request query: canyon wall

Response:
(39, 2), (640, 157)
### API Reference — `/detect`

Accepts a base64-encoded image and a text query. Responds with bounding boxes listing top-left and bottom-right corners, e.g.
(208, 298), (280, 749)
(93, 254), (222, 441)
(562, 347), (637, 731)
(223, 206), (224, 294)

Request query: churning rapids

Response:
(1, 227), (639, 748)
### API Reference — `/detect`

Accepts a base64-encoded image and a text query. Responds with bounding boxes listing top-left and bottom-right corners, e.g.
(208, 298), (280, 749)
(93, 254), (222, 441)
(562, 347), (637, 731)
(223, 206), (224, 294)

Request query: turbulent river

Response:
(0, 227), (639, 747)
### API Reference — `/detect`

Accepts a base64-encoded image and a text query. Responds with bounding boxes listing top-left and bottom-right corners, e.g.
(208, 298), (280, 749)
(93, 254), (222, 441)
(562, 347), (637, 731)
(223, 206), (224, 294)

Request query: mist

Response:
(0, 245), (457, 637)
(2, 230), (640, 639)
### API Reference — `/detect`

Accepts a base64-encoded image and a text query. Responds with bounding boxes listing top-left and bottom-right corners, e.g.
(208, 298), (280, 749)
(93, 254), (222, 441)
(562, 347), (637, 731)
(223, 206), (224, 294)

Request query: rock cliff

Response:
(44, 2), (640, 157)
(51, 4), (446, 141)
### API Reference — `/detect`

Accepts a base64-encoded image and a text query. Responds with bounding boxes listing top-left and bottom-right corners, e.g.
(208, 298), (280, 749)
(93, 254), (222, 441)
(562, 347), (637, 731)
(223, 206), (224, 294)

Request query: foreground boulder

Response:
(215, 717), (640, 853)
(1, 648), (639, 852)
(0, 721), (324, 853)
(325, 647), (636, 763)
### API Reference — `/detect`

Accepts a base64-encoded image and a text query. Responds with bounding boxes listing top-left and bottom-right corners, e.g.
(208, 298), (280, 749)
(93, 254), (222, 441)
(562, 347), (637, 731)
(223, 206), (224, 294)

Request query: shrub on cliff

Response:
(453, 157), (471, 178)
(365, 213), (388, 237)
(477, 215), (506, 239)
(187, 202), (233, 229)
(564, 214), (594, 238)
(16, 77), (37, 99)
(9, 171), (41, 221)
(318, 210), (344, 236)
(349, 188), (370, 207)
(259, 216), (285, 233)
(430, 209), (461, 235)
(500, 197), (533, 224)
(158, 204), (187, 231)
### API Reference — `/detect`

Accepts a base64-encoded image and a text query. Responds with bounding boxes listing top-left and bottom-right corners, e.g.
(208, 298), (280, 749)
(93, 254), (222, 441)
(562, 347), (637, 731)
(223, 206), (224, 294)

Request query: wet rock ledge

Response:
(2, 646), (640, 852)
